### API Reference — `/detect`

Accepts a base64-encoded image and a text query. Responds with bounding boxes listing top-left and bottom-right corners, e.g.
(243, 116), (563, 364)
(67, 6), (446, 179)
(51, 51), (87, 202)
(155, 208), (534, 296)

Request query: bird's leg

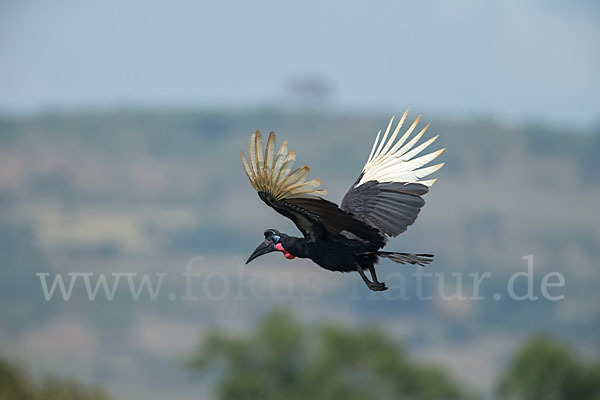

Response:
(357, 265), (377, 291)
(368, 265), (388, 291)
(357, 264), (388, 292)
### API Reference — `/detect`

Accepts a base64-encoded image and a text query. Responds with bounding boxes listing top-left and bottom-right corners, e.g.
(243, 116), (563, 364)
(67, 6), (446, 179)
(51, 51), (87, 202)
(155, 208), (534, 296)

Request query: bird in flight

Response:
(240, 111), (445, 291)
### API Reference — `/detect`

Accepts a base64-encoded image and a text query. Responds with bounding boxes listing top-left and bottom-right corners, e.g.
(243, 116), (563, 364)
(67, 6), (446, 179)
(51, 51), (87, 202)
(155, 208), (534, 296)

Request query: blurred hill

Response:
(0, 109), (599, 399)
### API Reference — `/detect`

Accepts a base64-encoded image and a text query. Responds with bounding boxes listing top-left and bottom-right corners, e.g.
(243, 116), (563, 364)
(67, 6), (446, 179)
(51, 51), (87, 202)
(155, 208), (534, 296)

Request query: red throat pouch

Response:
(275, 243), (296, 260)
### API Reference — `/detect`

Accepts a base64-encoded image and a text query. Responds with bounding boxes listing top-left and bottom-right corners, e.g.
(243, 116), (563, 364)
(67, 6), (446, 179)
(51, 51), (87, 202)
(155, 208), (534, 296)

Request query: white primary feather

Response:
(357, 110), (445, 187)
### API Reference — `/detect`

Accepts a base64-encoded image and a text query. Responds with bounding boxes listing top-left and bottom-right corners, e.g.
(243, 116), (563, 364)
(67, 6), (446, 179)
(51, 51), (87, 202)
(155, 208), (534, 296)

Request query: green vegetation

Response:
(192, 309), (474, 399)
(498, 336), (600, 400)
(192, 310), (600, 400)
(2, 313), (599, 400)
(0, 355), (109, 400)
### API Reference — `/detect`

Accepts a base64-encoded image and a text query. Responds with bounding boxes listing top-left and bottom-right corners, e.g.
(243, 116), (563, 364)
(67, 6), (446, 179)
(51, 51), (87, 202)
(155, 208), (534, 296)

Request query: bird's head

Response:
(246, 228), (296, 264)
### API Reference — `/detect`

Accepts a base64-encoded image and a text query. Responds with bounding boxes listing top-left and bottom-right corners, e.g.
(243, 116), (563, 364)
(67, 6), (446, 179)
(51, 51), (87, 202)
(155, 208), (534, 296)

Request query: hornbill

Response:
(241, 111), (445, 291)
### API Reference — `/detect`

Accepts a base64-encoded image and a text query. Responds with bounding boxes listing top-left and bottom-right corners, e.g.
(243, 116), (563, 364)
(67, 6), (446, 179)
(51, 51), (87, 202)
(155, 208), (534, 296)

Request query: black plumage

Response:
(241, 112), (444, 291)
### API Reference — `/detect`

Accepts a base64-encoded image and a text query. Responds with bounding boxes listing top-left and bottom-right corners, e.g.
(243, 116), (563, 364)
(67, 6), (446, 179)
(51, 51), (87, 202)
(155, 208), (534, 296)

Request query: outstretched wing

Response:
(341, 111), (445, 237)
(241, 130), (384, 245)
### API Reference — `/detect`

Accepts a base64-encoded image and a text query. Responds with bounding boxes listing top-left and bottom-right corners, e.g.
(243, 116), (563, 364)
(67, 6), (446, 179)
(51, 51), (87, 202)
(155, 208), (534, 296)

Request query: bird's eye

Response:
(264, 229), (277, 238)
(272, 235), (280, 243)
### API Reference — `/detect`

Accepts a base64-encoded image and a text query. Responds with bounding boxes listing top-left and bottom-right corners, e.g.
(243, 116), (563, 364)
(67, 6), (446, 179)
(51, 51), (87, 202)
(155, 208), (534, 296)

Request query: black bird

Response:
(241, 111), (445, 291)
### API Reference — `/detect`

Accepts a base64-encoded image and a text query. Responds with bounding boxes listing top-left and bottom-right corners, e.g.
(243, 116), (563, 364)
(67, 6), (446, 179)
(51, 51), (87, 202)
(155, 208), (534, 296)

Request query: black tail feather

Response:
(377, 251), (434, 267)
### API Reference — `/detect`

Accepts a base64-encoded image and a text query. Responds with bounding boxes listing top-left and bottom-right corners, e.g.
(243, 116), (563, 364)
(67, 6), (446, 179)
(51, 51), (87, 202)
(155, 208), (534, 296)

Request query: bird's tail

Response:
(377, 251), (433, 267)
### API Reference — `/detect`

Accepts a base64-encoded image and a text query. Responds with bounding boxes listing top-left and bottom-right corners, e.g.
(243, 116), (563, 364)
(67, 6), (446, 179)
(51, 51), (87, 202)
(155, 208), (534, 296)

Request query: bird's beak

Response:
(246, 240), (276, 264)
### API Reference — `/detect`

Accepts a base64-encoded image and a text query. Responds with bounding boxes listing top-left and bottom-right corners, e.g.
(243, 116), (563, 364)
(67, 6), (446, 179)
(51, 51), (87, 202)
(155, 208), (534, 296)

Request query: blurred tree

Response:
(497, 336), (600, 400)
(0, 355), (110, 400)
(286, 75), (334, 105)
(191, 310), (473, 400)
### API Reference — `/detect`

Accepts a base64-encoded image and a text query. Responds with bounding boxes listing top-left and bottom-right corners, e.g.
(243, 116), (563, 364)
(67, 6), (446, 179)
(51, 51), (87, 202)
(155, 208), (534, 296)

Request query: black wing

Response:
(340, 180), (428, 237)
(259, 191), (384, 245)
(241, 130), (384, 246)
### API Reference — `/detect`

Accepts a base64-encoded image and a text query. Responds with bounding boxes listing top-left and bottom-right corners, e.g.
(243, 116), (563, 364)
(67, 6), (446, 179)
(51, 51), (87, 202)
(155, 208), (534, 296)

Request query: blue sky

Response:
(1, 0), (598, 127)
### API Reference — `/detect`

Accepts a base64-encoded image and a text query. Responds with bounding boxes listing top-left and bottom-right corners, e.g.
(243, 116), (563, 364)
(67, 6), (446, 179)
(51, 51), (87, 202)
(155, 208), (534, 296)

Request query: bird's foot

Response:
(357, 264), (388, 292)
(367, 281), (388, 292)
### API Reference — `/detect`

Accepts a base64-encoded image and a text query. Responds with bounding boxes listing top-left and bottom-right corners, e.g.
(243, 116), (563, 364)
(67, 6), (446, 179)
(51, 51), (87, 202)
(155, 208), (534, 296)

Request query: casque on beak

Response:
(246, 240), (276, 264)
